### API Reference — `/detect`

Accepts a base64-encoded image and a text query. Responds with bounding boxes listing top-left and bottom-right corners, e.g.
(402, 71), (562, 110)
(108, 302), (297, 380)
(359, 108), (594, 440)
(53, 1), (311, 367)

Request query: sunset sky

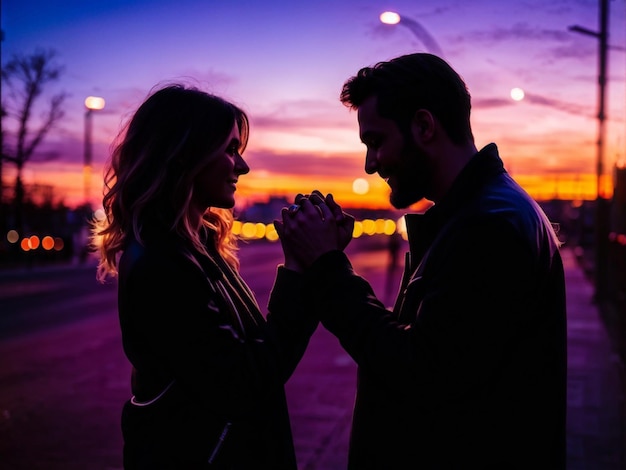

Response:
(2, 0), (626, 211)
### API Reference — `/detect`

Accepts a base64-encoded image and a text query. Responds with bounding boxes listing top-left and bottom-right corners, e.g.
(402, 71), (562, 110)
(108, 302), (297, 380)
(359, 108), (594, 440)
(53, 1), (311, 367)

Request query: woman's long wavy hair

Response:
(91, 84), (249, 282)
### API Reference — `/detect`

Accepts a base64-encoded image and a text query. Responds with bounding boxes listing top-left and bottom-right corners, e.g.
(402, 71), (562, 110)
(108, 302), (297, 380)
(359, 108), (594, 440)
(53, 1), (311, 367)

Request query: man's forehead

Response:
(357, 95), (378, 118)
(357, 97), (395, 136)
(357, 97), (379, 128)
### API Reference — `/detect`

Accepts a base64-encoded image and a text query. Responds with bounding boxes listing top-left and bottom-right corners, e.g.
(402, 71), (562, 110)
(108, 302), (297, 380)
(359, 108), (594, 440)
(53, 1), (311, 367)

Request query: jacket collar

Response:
(405, 143), (506, 257)
(135, 222), (224, 281)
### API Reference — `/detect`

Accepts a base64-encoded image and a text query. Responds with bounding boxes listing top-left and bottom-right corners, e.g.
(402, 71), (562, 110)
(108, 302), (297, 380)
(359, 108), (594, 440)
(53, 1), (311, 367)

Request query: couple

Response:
(92, 53), (566, 469)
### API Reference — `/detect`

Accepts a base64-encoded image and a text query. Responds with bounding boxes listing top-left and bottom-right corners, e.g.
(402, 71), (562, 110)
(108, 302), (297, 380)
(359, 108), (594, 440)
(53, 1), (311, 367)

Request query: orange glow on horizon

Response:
(3, 160), (613, 211)
(2, 169), (611, 211)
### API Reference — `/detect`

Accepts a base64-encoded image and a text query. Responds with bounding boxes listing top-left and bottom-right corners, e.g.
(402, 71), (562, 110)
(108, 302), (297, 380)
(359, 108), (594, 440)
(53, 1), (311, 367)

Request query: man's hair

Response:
(340, 53), (474, 145)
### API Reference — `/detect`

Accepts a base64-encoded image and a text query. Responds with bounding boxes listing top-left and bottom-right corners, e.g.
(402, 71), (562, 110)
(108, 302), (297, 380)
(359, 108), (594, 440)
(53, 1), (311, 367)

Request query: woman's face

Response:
(193, 121), (250, 210)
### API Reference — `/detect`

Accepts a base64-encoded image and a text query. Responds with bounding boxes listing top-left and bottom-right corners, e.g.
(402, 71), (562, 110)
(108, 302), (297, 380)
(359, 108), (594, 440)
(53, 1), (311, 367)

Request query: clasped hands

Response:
(273, 190), (355, 272)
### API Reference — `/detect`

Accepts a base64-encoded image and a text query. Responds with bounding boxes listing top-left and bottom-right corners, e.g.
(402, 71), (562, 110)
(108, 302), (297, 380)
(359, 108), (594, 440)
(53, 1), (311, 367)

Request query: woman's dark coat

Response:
(118, 229), (317, 469)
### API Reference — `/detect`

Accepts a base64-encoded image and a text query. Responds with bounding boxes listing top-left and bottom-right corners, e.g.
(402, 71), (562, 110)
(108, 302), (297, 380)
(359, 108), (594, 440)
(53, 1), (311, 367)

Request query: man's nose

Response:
(364, 151), (378, 175)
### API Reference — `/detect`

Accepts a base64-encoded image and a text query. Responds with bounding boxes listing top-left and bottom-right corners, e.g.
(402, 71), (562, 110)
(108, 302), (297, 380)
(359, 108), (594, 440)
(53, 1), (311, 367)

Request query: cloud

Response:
(472, 91), (603, 121)
(522, 92), (595, 117)
(472, 97), (513, 109)
(470, 23), (571, 43)
(245, 148), (363, 178)
(449, 21), (596, 65)
(251, 99), (352, 130)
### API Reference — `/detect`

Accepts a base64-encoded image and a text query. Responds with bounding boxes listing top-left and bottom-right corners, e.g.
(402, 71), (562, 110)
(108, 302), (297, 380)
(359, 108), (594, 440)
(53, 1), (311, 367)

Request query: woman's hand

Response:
(274, 191), (355, 271)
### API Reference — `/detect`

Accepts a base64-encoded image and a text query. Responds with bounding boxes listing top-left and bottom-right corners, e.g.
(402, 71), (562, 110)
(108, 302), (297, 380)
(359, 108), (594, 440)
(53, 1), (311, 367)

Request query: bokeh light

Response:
(265, 223), (279, 241)
(510, 87), (525, 101)
(241, 222), (257, 239)
(7, 230), (19, 244)
(29, 235), (40, 250)
(54, 237), (65, 251)
(41, 236), (55, 250)
(352, 178), (370, 195)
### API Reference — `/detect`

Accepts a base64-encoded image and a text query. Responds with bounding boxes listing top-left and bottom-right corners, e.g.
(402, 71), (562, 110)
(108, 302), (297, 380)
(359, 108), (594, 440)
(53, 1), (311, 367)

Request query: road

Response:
(0, 242), (287, 340)
(0, 264), (117, 340)
(0, 236), (402, 470)
(0, 236), (399, 339)
(1, 238), (623, 469)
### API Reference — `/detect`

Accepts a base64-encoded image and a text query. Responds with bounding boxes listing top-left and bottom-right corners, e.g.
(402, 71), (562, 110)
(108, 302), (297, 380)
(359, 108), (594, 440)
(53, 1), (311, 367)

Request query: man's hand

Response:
(316, 191), (355, 251)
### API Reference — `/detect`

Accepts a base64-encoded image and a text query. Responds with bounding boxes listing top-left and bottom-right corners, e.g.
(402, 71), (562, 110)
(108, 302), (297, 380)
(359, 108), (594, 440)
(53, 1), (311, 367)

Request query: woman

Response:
(91, 84), (317, 469)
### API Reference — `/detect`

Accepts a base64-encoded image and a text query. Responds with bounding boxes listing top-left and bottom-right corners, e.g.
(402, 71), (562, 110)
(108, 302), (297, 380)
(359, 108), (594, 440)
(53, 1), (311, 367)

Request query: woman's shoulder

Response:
(120, 236), (205, 284)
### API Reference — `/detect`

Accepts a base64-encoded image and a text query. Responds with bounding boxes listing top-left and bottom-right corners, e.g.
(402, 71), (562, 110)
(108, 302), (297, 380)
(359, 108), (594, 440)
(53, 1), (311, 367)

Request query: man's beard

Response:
(389, 140), (431, 209)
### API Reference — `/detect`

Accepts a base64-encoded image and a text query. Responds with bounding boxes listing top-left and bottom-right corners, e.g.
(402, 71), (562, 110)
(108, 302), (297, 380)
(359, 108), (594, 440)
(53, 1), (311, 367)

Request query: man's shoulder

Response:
(470, 174), (546, 226)
(468, 175), (561, 251)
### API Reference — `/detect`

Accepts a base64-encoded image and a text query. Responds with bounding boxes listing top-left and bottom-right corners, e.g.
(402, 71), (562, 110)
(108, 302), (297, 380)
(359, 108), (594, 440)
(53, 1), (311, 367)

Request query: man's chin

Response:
(390, 191), (419, 210)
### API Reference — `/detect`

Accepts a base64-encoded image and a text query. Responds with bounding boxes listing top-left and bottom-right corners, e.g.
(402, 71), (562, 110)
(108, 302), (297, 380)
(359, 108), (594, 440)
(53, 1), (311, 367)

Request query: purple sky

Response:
(2, 0), (625, 208)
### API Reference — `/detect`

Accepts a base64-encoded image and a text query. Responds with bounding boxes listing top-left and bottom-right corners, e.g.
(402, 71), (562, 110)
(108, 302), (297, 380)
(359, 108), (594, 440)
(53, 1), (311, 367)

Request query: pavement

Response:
(0, 241), (624, 469)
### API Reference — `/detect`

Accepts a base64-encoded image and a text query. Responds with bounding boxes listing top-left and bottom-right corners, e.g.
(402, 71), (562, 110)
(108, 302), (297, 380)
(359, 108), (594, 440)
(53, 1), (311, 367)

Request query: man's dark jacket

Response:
(275, 144), (567, 469)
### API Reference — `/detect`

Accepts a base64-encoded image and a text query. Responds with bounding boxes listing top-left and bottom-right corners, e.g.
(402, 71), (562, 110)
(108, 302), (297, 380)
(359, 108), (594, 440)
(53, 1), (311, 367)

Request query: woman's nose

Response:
(236, 154), (250, 175)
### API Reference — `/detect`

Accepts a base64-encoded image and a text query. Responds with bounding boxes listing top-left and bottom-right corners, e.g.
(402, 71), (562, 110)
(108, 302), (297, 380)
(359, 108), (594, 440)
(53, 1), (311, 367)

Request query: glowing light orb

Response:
(85, 96), (105, 110)
(380, 11), (401, 25)
(352, 178), (370, 195)
(510, 87), (525, 101)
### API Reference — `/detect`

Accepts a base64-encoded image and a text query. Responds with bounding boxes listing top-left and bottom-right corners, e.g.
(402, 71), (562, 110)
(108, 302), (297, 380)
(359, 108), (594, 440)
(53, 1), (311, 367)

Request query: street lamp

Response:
(379, 11), (444, 57)
(510, 87), (525, 101)
(568, 0), (610, 302)
(83, 96), (105, 207)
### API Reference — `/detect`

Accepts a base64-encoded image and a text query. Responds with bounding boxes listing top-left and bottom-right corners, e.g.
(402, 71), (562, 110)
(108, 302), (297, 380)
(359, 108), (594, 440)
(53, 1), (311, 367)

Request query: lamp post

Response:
(379, 11), (444, 57)
(83, 96), (105, 208)
(568, 0), (610, 302)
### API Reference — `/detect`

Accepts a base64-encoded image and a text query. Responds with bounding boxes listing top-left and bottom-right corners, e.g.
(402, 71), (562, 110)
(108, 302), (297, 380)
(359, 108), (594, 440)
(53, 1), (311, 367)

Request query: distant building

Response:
(238, 196), (291, 223)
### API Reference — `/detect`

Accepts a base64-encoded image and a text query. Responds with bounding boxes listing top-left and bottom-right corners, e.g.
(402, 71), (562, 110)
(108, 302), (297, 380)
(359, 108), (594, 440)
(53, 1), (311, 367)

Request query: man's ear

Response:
(410, 109), (435, 143)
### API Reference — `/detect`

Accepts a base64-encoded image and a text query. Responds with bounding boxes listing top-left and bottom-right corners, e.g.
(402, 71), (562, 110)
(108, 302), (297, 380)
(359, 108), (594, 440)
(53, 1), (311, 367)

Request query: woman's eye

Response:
(227, 144), (239, 156)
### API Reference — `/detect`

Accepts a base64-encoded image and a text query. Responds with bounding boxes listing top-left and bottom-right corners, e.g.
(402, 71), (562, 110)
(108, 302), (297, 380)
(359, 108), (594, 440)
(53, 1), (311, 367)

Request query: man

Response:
(273, 53), (566, 469)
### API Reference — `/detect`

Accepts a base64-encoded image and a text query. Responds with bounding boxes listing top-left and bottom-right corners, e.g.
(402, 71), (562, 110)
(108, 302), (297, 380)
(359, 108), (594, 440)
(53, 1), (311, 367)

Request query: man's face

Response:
(357, 95), (431, 209)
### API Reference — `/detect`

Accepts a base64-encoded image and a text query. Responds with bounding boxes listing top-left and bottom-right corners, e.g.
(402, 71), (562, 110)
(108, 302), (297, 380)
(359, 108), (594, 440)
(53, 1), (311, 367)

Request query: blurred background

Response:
(1, 0), (625, 260)
(2, 0), (625, 342)
(1, 1), (626, 468)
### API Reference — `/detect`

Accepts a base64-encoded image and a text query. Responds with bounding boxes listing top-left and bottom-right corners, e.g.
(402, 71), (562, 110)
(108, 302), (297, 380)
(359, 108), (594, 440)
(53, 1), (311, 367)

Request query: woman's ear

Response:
(410, 109), (435, 143)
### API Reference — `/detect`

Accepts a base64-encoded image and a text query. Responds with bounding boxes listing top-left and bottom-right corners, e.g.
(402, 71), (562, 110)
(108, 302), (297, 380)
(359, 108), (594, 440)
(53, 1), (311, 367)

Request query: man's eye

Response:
(227, 144), (239, 156)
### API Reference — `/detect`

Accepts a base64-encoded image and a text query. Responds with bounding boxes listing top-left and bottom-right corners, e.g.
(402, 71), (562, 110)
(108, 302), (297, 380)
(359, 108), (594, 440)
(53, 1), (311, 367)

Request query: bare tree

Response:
(1, 103), (6, 205)
(1, 48), (68, 233)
